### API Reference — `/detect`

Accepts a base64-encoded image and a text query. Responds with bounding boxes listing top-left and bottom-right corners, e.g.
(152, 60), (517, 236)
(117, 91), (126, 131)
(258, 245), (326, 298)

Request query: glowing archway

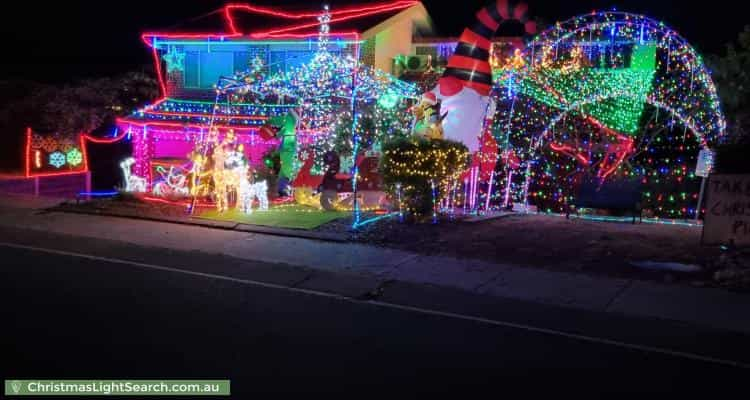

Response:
(532, 91), (711, 150)
(492, 11), (726, 218)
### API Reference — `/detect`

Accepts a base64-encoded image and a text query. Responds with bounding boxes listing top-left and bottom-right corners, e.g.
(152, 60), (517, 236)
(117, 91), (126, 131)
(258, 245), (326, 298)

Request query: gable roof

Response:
(141, 1), (428, 45)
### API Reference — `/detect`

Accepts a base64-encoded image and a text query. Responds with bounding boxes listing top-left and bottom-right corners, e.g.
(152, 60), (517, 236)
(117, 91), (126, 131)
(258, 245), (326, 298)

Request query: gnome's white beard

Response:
(432, 86), (490, 153)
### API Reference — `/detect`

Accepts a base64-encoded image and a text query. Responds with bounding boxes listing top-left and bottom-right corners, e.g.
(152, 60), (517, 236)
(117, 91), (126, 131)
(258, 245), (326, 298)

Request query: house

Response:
(116, 1), (524, 188)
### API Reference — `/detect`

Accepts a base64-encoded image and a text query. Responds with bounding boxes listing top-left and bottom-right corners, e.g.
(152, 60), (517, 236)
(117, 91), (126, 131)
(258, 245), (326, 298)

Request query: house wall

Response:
(162, 40), (354, 98)
(373, 19), (414, 73)
(360, 38), (376, 67)
(124, 124), (323, 188)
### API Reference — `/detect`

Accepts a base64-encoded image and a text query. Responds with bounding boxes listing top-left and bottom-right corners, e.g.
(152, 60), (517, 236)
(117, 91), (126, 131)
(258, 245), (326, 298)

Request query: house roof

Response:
(118, 98), (299, 131)
(141, 1), (428, 45)
(412, 36), (524, 44)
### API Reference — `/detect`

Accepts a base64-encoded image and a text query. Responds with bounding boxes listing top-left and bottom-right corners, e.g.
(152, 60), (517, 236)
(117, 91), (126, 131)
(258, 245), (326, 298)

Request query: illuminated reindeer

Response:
(120, 157), (147, 193)
(238, 178), (269, 214)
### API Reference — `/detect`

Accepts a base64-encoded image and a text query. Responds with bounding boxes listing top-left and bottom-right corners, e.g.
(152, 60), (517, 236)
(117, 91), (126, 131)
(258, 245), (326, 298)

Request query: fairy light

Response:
(494, 11), (725, 220)
(49, 152), (66, 169)
(381, 139), (469, 217)
(25, 128), (90, 178)
(396, 182), (403, 222)
(318, 4), (331, 53)
(120, 157), (147, 193)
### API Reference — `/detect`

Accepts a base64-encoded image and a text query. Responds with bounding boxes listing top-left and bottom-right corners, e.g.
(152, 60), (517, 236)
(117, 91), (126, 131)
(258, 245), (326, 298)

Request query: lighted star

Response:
(163, 47), (185, 74)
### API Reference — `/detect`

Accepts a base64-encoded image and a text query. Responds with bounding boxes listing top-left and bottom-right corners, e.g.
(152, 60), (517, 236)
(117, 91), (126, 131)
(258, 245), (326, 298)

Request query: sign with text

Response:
(703, 174), (750, 246)
(695, 149), (715, 178)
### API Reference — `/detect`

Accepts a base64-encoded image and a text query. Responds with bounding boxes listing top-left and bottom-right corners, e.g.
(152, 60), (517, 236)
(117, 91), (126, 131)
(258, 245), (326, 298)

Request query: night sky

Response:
(1, 0), (745, 83)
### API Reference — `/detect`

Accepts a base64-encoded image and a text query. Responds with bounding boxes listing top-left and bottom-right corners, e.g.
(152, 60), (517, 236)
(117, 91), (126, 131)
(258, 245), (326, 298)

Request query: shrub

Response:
(380, 137), (469, 217)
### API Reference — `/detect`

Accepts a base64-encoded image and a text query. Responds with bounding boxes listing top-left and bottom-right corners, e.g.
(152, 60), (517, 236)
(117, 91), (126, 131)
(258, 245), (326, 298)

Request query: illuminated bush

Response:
(381, 137), (469, 217)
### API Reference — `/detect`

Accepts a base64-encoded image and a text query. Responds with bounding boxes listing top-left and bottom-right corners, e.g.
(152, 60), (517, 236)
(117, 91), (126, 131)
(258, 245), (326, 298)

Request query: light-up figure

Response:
(425, 0), (535, 153)
(260, 108), (301, 198)
(239, 178), (269, 214)
(120, 157), (147, 193)
(411, 92), (447, 141)
(153, 166), (189, 198)
(212, 143), (229, 212)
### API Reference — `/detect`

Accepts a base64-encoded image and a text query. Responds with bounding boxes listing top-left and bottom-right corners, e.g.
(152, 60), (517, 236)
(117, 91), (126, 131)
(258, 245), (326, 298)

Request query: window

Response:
(234, 52), (252, 74)
(416, 46), (437, 59)
(199, 51), (233, 88)
(269, 50), (316, 74)
(184, 52), (200, 88)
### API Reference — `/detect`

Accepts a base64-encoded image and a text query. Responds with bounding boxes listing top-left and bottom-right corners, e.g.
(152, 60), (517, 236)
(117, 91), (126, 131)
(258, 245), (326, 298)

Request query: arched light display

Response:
(492, 11), (726, 219)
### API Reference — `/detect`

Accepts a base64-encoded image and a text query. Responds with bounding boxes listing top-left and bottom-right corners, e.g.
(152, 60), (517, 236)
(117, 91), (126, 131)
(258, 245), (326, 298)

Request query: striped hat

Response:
(440, 0), (535, 97)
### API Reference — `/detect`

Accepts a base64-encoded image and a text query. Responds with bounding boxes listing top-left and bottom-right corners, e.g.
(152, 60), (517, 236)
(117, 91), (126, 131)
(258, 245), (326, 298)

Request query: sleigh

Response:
(292, 150), (387, 211)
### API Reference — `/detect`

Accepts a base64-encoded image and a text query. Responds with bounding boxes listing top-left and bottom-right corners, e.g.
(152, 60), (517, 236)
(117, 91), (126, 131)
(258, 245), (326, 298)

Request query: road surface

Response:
(1, 228), (748, 395)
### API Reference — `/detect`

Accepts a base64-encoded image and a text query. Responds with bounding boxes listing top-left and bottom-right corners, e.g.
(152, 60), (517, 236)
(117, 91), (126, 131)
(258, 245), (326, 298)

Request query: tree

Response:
(0, 71), (158, 171)
(709, 25), (750, 142)
(0, 71), (159, 137)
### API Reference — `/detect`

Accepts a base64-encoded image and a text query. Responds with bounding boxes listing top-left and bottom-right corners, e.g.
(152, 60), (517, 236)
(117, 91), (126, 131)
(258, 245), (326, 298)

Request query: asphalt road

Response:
(1, 229), (749, 395)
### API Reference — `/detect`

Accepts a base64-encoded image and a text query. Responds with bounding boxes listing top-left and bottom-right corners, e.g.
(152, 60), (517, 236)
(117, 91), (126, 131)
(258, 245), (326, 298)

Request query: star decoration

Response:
(163, 47), (185, 74)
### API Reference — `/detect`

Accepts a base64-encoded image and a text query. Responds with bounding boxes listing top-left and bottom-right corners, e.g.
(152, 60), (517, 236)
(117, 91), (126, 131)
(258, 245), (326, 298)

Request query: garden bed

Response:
(353, 213), (750, 291)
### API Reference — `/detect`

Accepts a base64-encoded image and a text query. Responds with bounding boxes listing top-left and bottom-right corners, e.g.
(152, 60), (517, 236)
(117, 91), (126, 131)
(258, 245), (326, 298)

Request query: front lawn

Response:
(199, 205), (349, 230)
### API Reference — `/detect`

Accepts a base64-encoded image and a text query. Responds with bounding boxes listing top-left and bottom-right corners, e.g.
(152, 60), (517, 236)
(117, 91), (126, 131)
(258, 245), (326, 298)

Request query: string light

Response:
(66, 148), (83, 167)
(49, 152), (66, 169)
(492, 11), (725, 219)
(24, 128), (90, 178)
(120, 157), (147, 193)
(317, 4), (331, 53)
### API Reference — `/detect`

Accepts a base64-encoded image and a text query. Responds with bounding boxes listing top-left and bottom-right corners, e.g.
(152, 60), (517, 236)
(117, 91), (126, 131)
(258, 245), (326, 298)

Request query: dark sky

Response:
(1, 0), (745, 83)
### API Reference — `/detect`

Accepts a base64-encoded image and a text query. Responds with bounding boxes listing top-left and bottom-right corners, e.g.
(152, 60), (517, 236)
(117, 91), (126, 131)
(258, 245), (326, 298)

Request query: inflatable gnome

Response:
(260, 108), (301, 198)
(424, 0), (535, 154)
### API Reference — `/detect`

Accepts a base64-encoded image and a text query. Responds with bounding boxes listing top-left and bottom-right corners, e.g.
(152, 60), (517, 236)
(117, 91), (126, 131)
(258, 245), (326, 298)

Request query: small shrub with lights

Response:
(380, 137), (469, 218)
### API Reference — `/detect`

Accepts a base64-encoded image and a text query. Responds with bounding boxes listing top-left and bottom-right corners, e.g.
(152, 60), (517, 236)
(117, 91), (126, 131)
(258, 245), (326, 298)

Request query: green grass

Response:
(198, 205), (349, 230)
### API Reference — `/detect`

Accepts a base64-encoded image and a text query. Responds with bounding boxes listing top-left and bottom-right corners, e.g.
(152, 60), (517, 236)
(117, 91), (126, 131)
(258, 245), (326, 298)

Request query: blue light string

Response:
(77, 191), (120, 197)
(353, 212), (397, 229)
(351, 44), (362, 228)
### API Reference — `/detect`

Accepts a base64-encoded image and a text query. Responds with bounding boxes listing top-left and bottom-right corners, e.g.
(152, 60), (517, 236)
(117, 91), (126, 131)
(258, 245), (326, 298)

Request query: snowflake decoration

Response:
(66, 148), (83, 166)
(49, 152), (66, 168)
(41, 137), (58, 153)
(163, 47), (185, 74)
(30, 134), (44, 149)
(60, 137), (76, 153)
(300, 150), (311, 162)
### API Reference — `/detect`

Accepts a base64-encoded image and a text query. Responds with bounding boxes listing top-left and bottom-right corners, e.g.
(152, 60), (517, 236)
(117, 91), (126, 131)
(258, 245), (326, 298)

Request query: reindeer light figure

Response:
(120, 157), (147, 193)
(238, 179), (269, 214)
(212, 145), (230, 212)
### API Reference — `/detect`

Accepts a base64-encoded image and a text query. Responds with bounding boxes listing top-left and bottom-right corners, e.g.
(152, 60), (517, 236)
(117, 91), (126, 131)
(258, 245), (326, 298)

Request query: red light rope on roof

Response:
(253, 2), (418, 37)
(225, 1), (418, 34)
(142, 1), (417, 42)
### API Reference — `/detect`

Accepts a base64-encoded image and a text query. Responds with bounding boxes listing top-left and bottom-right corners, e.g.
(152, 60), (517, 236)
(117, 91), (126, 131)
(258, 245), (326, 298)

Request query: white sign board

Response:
(695, 149), (715, 178)
(702, 174), (750, 246)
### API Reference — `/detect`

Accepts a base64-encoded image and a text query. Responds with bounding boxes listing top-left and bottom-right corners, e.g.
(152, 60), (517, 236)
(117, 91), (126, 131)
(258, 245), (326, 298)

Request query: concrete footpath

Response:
(1, 194), (749, 334)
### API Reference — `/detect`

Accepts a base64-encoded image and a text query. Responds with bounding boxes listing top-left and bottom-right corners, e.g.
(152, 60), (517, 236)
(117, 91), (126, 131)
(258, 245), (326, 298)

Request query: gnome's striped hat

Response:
(440, 0), (536, 97)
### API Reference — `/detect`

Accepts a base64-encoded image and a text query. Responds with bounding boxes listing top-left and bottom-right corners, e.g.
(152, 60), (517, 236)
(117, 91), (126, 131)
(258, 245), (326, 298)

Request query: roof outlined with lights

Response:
(141, 1), (425, 45)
